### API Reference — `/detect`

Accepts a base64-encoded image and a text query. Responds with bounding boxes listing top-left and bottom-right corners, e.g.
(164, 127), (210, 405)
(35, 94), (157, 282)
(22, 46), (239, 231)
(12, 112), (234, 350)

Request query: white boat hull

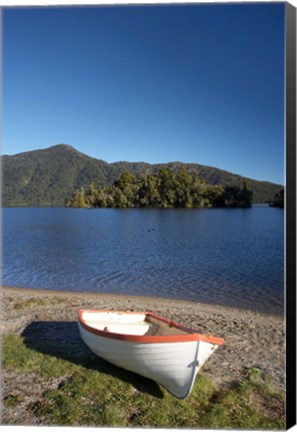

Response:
(78, 310), (223, 399)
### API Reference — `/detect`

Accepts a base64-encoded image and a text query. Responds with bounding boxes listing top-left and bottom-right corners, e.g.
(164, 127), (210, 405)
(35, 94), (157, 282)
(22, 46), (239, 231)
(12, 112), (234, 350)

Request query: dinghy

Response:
(78, 309), (224, 399)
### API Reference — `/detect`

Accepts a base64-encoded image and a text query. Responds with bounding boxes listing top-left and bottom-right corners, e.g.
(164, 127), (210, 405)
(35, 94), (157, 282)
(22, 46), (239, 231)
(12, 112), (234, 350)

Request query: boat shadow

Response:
(21, 320), (164, 399)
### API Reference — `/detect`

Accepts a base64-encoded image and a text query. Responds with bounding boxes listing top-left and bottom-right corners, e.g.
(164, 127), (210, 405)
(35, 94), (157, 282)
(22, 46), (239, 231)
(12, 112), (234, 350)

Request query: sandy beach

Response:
(2, 285), (285, 389)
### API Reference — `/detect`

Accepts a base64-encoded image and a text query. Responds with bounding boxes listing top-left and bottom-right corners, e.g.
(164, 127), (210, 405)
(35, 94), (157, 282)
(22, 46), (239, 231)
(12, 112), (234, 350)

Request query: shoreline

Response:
(1, 285), (283, 318)
(1, 284), (285, 392)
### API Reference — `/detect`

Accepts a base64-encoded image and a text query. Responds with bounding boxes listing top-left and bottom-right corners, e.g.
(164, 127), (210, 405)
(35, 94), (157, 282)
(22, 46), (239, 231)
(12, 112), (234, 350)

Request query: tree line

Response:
(66, 167), (253, 209)
(269, 189), (284, 208)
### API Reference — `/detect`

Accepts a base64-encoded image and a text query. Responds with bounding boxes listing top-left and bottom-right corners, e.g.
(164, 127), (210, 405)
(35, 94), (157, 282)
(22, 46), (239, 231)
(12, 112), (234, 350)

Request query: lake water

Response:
(3, 207), (284, 315)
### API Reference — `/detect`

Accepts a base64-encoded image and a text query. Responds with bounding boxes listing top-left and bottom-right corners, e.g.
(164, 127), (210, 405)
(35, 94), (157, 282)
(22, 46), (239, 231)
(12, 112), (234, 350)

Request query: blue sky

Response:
(3, 3), (285, 184)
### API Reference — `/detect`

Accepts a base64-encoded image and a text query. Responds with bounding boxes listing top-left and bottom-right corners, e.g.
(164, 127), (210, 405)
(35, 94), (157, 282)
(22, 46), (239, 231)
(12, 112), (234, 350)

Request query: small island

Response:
(66, 167), (253, 209)
(269, 189), (284, 208)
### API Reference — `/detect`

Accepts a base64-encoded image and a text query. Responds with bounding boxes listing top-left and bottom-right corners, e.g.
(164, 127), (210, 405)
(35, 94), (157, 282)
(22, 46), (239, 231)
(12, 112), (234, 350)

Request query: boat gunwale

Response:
(78, 309), (225, 345)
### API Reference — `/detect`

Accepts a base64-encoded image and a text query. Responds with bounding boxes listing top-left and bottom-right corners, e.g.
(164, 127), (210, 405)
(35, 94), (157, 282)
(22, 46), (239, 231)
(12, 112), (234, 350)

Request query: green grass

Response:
(14, 298), (51, 310)
(2, 334), (75, 377)
(2, 334), (285, 429)
(3, 394), (23, 407)
(198, 368), (285, 430)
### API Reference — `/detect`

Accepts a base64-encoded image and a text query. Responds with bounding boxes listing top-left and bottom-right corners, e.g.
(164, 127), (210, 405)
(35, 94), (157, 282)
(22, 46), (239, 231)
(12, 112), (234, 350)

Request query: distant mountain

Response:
(2, 144), (283, 206)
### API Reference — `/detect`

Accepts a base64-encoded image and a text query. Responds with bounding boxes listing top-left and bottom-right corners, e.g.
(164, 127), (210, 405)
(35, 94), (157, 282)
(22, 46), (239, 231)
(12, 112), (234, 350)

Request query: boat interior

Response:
(82, 311), (192, 337)
(144, 315), (191, 336)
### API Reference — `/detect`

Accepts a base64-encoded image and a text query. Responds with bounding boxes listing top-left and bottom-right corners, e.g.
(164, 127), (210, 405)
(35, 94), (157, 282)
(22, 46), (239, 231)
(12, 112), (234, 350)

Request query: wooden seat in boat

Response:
(144, 315), (191, 336)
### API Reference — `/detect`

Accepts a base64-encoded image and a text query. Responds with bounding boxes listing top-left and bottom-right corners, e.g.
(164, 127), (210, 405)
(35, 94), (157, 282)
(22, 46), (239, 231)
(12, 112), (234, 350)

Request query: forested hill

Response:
(2, 144), (283, 207)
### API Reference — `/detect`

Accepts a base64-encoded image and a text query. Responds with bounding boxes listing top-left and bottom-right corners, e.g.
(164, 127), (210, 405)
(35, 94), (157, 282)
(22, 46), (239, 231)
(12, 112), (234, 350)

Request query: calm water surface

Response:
(3, 207), (284, 314)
